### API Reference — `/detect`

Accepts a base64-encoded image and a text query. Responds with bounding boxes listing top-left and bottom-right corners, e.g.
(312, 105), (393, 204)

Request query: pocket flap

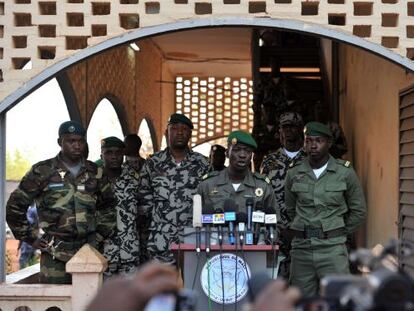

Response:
(325, 182), (347, 192)
(291, 183), (309, 192)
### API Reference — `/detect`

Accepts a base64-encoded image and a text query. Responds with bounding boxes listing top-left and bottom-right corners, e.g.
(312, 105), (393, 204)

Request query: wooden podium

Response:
(171, 243), (278, 311)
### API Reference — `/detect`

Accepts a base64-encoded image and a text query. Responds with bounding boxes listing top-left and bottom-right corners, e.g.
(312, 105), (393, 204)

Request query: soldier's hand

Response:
(86, 262), (179, 311)
(31, 238), (48, 250)
(253, 279), (301, 311)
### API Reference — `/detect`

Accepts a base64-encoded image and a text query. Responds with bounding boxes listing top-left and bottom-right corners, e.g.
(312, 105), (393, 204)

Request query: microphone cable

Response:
(219, 225), (225, 311)
(206, 248), (213, 311)
(234, 234), (238, 311)
(191, 248), (201, 290)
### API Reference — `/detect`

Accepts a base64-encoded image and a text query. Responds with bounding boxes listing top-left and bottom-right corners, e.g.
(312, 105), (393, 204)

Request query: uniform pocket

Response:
(324, 182), (347, 206)
(291, 183), (313, 206)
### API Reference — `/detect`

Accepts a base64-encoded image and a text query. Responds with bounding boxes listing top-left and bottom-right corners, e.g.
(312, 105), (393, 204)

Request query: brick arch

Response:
(87, 94), (129, 136)
(1, 16), (413, 115)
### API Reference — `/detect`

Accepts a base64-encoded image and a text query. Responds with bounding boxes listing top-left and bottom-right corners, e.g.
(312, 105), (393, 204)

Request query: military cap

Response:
(58, 121), (86, 137)
(210, 144), (226, 154)
(227, 130), (258, 149)
(101, 136), (125, 149)
(168, 113), (194, 129)
(304, 121), (333, 138)
(279, 112), (303, 127)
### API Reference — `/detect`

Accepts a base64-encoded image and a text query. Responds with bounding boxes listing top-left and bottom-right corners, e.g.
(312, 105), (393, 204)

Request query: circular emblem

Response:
(200, 253), (250, 305)
(68, 125), (75, 133)
(255, 187), (264, 197)
(231, 138), (237, 145)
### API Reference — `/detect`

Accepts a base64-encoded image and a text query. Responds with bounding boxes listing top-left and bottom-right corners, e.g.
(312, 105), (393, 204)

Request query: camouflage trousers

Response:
(137, 215), (151, 264)
(103, 262), (138, 280)
(39, 252), (71, 284)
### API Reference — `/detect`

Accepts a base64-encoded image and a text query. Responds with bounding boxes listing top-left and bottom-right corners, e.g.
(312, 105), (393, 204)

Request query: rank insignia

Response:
(68, 125), (75, 133)
(255, 187), (264, 197)
(344, 161), (351, 167)
(231, 138), (237, 145)
(58, 170), (66, 179)
(210, 188), (219, 195)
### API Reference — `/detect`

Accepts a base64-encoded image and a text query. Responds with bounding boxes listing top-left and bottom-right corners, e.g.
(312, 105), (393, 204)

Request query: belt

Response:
(290, 227), (346, 239)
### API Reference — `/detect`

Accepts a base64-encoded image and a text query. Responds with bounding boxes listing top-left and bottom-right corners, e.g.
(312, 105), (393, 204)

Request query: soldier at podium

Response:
(198, 130), (278, 216)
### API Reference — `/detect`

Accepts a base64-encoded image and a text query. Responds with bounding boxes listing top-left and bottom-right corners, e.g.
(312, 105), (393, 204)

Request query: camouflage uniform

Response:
(103, 162), (140, 277)
(124, 155), (150, 263)
(138, 148), (209, 263)
(6, 153), (115, 284)
(260, 148), (306, 228)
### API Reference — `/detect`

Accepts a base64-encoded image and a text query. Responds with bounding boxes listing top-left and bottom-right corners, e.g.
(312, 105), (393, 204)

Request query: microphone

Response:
(213, 207), (225, 246)
(202, 204), (214, 253)
(224, 199), (237, 245)
(264, 206), (278, 244)
(236, 212), (247, 247)
(192, 194), (202, 253)
(252, 201), (265, 244)
(245, 198), (254, 245)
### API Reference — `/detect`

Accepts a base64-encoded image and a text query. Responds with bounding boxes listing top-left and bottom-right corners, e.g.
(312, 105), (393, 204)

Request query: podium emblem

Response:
(200, 253), (251, 304)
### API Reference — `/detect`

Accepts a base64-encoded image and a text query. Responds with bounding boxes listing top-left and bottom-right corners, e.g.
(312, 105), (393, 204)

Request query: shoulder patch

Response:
(335, 158), (351, 168)
(253, 172), (270, 184)
(202, 171), (219, 180)
(344, 160), (351, 168)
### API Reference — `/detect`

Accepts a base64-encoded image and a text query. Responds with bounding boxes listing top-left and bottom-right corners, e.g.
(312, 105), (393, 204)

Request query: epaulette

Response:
(253, 172), (270, 184)
(202, 171), (219, 180)
(336, 158), (351, 168)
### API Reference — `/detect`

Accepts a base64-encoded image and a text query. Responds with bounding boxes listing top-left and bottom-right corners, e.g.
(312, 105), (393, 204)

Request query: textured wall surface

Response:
(2, 1), (414, 105)
(339, 43), (414, 248)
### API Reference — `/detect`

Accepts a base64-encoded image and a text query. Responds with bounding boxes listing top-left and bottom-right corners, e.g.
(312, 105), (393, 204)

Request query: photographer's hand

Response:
(253, 279), (301, 311)
(86, 263), (180, 311)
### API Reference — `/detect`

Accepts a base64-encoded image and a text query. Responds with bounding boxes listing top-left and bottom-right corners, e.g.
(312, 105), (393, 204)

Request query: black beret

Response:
(58, 121), (86, 137)
(168, 113), (194, 129)
(101, 136), (125, 149)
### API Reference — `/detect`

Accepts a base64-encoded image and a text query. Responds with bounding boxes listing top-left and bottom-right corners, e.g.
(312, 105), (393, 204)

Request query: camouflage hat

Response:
(210, 144), (226, 154)
(168, 113), (194, 129)
(279, 112), (303, 127)
(58, 121), (86, 137)
(304, 121), (333, 138)
(227, 130), (258, 149)
(101, 136), (125, 149)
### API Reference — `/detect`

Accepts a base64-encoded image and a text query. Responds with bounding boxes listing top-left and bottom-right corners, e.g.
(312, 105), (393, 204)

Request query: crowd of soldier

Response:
(6, 111), (366, 299)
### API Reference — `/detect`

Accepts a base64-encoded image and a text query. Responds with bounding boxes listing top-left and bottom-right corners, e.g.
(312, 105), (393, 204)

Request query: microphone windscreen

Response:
(223, 199), (237, 212)
(202, 204), (215, 214)
(236, 212), (248, 223)
(249, 272), (272, 302)
(192, 194), (202, 228)
(255, 201), (263, 211)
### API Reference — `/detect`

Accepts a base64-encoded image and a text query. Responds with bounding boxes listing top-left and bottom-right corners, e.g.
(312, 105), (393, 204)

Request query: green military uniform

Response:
(6, 121), (116, 284)
(285, 155), (366, 296)
(198, 169), (278, 215)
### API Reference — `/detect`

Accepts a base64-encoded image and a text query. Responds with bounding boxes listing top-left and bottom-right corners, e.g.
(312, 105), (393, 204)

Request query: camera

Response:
(144, 289), (197, 311)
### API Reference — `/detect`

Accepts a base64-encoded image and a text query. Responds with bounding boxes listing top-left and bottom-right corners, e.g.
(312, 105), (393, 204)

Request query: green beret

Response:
(58, 121), (86, 137)
(227, 130), (258, 149)
(304, 121), (333, 138)
(94, 158), (103, 167)
(101, 136), (125, 149)
(168, 113), (194, 129)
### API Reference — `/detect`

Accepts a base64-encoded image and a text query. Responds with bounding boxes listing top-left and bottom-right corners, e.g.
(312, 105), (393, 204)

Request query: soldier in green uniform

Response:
(285, 121), (366, 297)
(137, 113), (209, 263)
(198, 130), (278, 216)
(6, 121), (116, 284)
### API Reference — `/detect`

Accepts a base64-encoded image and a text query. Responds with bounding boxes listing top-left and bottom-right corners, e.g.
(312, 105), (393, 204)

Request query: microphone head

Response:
(249, 272), (272, 302)
(246, 198), (254, 207)
(202, 204), (215, 214)
(223, 199), (237, 212)
(236, 212), (248, 224)
(255, 201), (263, 211)
(192, 194), (202, 228)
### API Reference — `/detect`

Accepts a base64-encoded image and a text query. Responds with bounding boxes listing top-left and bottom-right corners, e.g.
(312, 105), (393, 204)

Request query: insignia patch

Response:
(68, 125), (75, 133)
(344, 161), (351, 167)
(77, 184), (85, 191)
(210, 188), (219, 195)
(231, 138), (237, 145)
(255, 187), (264, 197)
(58, 170), (66, 179)
(265, 177), (270, 184)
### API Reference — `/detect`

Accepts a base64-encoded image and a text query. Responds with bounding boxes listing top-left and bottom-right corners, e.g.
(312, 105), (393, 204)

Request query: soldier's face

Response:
(279, 124), (302, 146)
(227, 143), (253, 171)
(304, 135), (332, 161)
(58, 134), (86, 162)
(101, 147), (124, 169)
(166, 123), (191, 149)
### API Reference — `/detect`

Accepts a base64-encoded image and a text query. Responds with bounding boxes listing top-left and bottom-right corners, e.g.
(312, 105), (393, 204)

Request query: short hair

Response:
(124, 134), (142, 156)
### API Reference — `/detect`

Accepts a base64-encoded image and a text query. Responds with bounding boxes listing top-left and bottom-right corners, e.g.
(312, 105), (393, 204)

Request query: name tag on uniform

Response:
(77, 184), (85, 191)
(48, 183), (64, 189)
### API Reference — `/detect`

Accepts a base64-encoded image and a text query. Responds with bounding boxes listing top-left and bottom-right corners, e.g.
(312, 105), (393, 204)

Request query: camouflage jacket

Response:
(124, 156), (146, 175)
(260, 148), (306, 227)
(103, 163), (140, 273)
(138, 148), (209, 263)
(6, 153), (116, 259)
